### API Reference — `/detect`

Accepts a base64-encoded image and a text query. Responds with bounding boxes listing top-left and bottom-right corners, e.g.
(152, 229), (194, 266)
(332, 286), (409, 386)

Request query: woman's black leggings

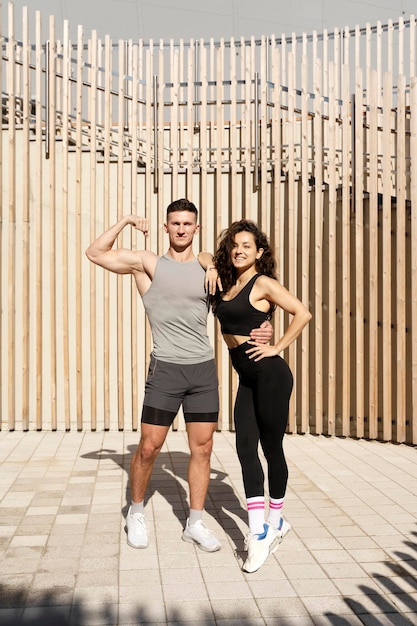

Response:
(229, 342), (293, 500)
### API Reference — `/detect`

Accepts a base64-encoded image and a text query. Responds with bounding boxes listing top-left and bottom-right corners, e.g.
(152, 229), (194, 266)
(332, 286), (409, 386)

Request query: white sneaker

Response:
(270, 516), (291, 554)
(126, 507), (149, 549)
(242, 523), (281, 573)
(182, 518), (221, 552)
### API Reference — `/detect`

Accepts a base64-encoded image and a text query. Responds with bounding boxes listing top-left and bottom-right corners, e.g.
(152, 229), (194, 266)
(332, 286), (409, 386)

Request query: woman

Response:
(211, 220), (311, 573)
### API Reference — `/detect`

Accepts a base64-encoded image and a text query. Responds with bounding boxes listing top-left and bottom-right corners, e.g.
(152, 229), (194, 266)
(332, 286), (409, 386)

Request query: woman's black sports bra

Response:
(215, 274), (272, 335)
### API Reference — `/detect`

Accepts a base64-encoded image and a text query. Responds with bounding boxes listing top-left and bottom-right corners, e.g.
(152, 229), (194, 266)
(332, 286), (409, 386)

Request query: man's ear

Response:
(163, 222), (168, 233)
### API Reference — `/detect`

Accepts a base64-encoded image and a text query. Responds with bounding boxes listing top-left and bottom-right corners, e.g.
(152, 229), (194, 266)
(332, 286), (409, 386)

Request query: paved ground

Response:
(0, 430), (416, 625)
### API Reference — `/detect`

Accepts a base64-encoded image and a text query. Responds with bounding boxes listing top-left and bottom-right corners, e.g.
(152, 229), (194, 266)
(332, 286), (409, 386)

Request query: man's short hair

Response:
(166, 198), (198, 218)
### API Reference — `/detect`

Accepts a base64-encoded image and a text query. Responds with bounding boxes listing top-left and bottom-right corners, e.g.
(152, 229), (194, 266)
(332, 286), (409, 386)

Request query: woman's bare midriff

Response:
(222, 333), (251, 349)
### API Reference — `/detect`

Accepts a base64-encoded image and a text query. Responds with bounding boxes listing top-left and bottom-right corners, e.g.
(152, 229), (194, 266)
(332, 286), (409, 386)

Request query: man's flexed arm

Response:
(85, 215), (149, 274)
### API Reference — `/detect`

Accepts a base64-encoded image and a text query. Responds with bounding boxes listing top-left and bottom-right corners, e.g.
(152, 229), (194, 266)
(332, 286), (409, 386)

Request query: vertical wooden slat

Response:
(410, 15), (416, 80)
(341, 63), (351, 436)
(327, 62), (336, 435)
(35, 10), (43, 430)
(368, 69), (378, 439)
(103, 34), (112, 430)
(61, 21), (71, 430)
(157, 39), (165, 247)
(199, 40), (208, 251)
(144, 43), (153, 371)
(75, 25), (83, 430)
(411, 75), (417, 445)
(286, 51), (296, 433)
(117, 39), (125, 430)
(48, 16), (57, 430)
(396, 73), (406, 442)
(89, 30), (98, 431)
(229, 37), (237, 224)
(270, 39), (281, 269)
(0, 2), (3, 430)
(242, 36), (252, 220)
(170, 41), (179, 200)
(382, 71), (392, 441)
(313, 56), (323, 435)
(259, 36), (268, 231)
(376, 21), (382, 108)
(130, 41), (139, 431)
(7, 1), (16, 430)
(21, 6), (30, 430)
(354, 66), (365, 439)
(215, 38), (225, 429)
(300, 49), (310, 434)
(186, 39), (194, 200)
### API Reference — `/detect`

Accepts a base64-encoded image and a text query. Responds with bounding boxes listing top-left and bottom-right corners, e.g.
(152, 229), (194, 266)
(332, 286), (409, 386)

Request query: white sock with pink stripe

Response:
(267, 497), (284, 528)
(246, 496), (266, 535)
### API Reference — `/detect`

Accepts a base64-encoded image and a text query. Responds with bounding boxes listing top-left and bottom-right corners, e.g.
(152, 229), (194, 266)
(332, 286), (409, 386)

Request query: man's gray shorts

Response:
(141, 354), (219, 426)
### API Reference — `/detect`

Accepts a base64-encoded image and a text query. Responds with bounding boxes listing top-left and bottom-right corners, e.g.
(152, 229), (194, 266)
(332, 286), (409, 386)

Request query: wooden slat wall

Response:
(1, 2), (417, 443)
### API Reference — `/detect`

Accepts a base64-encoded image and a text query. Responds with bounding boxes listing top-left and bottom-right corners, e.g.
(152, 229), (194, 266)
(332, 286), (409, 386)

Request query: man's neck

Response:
(166, 246), (196, 263)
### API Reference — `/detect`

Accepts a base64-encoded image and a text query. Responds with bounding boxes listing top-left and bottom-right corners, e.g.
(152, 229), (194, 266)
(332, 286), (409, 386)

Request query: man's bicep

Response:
(94, 249), (143, 274)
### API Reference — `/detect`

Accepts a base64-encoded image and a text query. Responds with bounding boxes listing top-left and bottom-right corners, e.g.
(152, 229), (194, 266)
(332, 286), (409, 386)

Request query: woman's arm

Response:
(247, 275), (312, 360)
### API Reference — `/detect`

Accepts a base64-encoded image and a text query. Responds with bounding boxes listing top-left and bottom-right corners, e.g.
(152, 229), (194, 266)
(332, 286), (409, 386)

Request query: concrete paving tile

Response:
(119, 583), (164, 603)
(160, 566), (203, 584)
(320, 562), (368, 578)
(300, 536), (344, 551)
(31, 571), (76, 590)
(256, 597), (309, 618)
(302, 595), (358, 616)
(372, 574), (417, 595)
(343, 593), (404, 615)
(214, 617), (265, 626)
(37, 557), (79, 574)
(347, 548), (392, 563)
(311, 615), (364, 625)
(264, 619), (315, 626)
(76, 570), (119, 587)
(201, 564), (245, 582)
(291, 578), (341, 597)
(0, 609), (24, 623)
(119, 568), (161, 586)
(73, 586), (119, 605)
(162, 582), (209, 602)
(77, 556), (119, 572)
(248, 578), (297, 598)
(1, 557), (41, 575)
(21, 605), (72, 623)
(4, 546), (43, 560)
(386, 592), (417, 615)
(337, 536), (380, 550)
(333, 577), (384, 596)
(211, 598), (262, 620)
(55, 513), (89, 525)
(164, 599), (215, 622)
(25, 587), (74, 606)
(281, 563), (328, 580)
(70, 603), (120, 626)
(47, 524), (86, 536)
(358, 615), (415, 625)
(310, 549), (355, 564)
(118, 600), (166, 624)
(156, 550), (199, 569)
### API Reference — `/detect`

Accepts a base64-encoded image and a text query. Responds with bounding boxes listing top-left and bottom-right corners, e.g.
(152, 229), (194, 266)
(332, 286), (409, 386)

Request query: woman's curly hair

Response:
(212, 220), (277, 314)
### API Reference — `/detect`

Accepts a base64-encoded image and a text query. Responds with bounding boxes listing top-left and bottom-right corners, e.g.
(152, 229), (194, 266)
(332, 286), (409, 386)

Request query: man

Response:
(86, 199), (272, 551)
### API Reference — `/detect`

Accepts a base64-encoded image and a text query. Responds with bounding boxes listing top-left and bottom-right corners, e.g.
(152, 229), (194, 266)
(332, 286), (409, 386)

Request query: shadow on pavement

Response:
(326, 528), (417, 625)
(81, 446), (248, 556)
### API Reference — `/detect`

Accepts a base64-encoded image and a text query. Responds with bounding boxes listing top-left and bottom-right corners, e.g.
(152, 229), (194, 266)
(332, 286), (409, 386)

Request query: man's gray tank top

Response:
(141, 254), (214, 364)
